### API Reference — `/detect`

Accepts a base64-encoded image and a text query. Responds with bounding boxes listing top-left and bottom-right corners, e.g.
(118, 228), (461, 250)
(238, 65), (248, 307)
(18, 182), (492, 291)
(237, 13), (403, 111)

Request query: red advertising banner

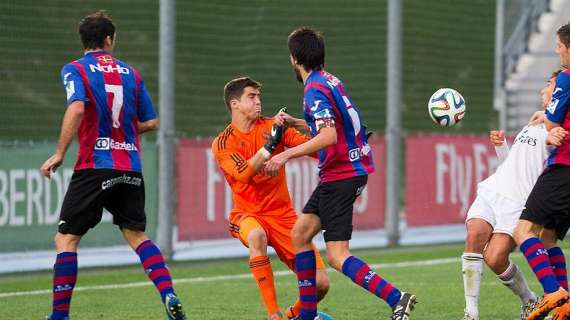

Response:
(405, 135), (499, 226)
(176, 138), (386, 241)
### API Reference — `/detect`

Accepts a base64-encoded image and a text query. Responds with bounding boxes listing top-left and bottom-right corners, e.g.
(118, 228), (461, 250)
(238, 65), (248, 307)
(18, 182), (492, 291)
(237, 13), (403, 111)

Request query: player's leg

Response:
(291, 213), (322, 320)
(462, 189), (499, 320)
(234, 215), (282, 318)
(48, 170), (102, 320)
(269, 213), (329, 319)
(49, 233), (82, 320)
(543, 226), (570, 319)
(107, 171), (185, 320)
(484, 233), (536, 305)
(320, 176), (414, 319)
(462, 217), (493, 320)
(542, 228), (567, 291)
(513, 166), (570, 319)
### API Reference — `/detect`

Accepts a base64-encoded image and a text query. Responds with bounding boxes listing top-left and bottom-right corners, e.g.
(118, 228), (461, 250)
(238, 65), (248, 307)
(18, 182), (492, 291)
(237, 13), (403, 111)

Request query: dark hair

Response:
(223, 77), (261, 112)
(552, 69), (563, 79)
(288, 27), (325, 71)
(557, 22), (570, 47)
(78, 11), (115, 50)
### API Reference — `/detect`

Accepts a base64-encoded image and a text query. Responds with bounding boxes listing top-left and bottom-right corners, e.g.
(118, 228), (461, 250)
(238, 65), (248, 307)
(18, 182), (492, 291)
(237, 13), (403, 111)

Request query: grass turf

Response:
(0, 243), (552, 319)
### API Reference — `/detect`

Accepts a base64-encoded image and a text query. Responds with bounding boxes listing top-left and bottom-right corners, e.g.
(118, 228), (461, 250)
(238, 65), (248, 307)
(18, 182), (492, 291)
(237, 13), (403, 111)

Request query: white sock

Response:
(462, 252), (483, 319)
(497, 261), (537, 304)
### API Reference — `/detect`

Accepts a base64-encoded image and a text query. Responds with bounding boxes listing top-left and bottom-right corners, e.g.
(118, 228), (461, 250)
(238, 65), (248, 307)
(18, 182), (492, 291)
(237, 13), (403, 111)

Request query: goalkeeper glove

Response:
(261, 107), (287, 157)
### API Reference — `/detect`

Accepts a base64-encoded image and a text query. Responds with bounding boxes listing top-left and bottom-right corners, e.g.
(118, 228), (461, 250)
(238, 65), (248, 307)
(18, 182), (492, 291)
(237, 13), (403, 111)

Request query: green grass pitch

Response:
(0, 243), (552, 319)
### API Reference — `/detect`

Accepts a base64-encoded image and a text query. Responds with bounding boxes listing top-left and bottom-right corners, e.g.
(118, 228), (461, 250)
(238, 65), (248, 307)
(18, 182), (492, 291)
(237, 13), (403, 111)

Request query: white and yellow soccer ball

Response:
(427, 88), (466, 127)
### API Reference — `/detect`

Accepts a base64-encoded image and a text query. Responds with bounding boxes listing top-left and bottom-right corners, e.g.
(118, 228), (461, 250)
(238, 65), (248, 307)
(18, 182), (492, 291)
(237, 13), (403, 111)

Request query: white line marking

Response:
(0, 257), (459, 298)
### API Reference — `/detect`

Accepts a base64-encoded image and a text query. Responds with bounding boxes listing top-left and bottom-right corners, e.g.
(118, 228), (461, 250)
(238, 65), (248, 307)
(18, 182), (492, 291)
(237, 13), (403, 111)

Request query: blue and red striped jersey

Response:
(302, 69), (375, 182)
(61, 51), (156, 172)
(546, 69), (570, 166)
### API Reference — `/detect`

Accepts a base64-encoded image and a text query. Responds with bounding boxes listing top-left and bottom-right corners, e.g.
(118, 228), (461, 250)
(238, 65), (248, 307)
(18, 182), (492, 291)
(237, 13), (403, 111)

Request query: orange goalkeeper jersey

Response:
(212, 118), (310, 217)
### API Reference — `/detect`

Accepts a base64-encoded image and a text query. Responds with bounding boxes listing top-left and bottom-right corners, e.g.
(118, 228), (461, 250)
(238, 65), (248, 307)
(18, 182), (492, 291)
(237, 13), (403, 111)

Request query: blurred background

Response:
(0, 0), (563, 272)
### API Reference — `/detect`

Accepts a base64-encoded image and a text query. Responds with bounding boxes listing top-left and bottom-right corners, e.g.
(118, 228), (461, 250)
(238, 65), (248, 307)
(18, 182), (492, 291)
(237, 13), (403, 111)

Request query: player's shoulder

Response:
(113, 57), (137, 74)
(258, 117), (274, 127)
(212, 124), (235, 152)
(61, 59), (81, 73)
(556, 70), (570, 89)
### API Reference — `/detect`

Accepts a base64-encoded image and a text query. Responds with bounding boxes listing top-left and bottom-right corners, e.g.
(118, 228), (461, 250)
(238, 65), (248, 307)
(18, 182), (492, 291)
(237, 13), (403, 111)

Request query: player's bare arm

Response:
(546, 126), (568, 146)
(40, 100), (85, 178)
(545, 117), (562, 131)
(264, 126), (336, 175)
(137, 118), (159, 133)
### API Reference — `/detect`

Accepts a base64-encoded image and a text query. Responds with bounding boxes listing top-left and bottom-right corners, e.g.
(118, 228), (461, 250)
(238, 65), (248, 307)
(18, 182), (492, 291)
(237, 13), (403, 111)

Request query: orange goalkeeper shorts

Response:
(229, 210), (326, 271)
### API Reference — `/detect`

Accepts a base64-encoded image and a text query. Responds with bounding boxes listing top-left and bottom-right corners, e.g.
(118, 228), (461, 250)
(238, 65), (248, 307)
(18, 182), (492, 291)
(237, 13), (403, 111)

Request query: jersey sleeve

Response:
(282, 127), (310, 148)
(305, 87), (335, 132)
(546, 72), (570, 124)
(211, 137), (256, 183)
(61, 64), (87, 106)
(137, 79), (157, 122)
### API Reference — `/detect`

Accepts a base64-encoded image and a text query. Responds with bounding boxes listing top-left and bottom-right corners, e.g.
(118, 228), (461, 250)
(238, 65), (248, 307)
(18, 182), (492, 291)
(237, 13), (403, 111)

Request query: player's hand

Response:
(273, 107), (290, 127)
(264, 151), (289, 175)
(263, 122), (285, 154)
(528, 110), (546, 125)
(40, 153), (64, 178)
(488, 130), (505, 146)
(547, 126), (568, 146)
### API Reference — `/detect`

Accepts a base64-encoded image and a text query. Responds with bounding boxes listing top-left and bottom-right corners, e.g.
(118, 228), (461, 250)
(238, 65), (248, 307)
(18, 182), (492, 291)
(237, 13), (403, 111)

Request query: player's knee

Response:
(291, 224), (310, 247)
(54, 232), (80, 252)
(483, 250), (508, 272)
(465, 229), (487, 253)
(247, 228), (268, 248)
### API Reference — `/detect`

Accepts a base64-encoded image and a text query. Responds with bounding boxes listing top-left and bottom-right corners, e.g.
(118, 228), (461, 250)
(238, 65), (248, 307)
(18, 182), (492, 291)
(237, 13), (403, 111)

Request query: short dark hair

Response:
(557, 22), (570, 47)
(288, 27), (325, 71)
(223, 77), (261, 112)
(78, 11), (115, 50)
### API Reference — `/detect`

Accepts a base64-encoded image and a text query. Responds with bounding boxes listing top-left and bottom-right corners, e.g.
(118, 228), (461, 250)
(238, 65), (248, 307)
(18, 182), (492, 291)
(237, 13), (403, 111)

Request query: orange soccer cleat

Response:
(527, 288), (569, 320)
(551, 301), (570, 320)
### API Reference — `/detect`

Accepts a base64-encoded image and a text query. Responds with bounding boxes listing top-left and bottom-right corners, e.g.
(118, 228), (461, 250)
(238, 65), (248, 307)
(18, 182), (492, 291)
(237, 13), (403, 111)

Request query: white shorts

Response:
(465, 187), (525, 236)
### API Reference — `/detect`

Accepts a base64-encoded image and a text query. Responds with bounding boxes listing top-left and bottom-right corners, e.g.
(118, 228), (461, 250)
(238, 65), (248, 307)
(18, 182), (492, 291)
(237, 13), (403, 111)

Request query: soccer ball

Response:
(427, 88), (466, 127)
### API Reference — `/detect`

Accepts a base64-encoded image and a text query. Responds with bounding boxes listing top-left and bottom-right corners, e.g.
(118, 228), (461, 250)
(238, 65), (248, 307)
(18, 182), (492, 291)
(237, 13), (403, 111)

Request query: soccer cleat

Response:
(391, 292), (417, 320)
(286, 310), (333, 320)
(521, 299), (538, 320)
(462, 310), (477, 320)
(46, 317), (69, 320)
(164, 293), (187, 320)
(286, 306), (298, 319)
(527, 288), (569, 320)
(269, 311), (285, 320)
(551, 301), (570, 320)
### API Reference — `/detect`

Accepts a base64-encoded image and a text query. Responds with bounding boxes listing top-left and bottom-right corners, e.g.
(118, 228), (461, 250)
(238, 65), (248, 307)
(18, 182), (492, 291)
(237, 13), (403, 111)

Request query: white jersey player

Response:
(461, 70), (568, 320)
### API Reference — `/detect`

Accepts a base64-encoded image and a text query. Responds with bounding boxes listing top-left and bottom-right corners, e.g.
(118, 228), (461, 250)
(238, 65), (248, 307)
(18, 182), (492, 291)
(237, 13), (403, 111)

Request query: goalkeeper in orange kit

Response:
(211, 77), (330, 320)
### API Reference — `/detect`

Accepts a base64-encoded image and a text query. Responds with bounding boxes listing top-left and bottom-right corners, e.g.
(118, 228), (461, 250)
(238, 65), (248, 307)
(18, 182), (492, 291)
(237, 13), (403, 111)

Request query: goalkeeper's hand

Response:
(263, 122), (285, 154)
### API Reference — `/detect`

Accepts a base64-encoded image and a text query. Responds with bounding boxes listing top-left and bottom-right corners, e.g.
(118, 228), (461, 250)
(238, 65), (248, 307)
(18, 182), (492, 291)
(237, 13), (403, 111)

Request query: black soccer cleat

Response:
(391, 292), (417, 320)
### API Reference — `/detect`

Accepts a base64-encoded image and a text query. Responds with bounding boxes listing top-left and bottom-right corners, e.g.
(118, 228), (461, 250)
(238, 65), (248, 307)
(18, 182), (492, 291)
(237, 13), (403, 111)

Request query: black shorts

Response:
(58, 169), (147, 236)
(302, 175), (368, 242)
(520, 164), (570, 240)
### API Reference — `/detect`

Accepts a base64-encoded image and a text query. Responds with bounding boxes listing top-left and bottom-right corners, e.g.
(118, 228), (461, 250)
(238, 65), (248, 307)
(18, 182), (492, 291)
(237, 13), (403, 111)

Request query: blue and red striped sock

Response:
(520, 238), (559, 294)
(548, 247), (568, 291)
(342, 256), (402, 308)
(50, 252), (78, 320)
(295, 250), (317, 320)
(136, 240), (175, 302)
